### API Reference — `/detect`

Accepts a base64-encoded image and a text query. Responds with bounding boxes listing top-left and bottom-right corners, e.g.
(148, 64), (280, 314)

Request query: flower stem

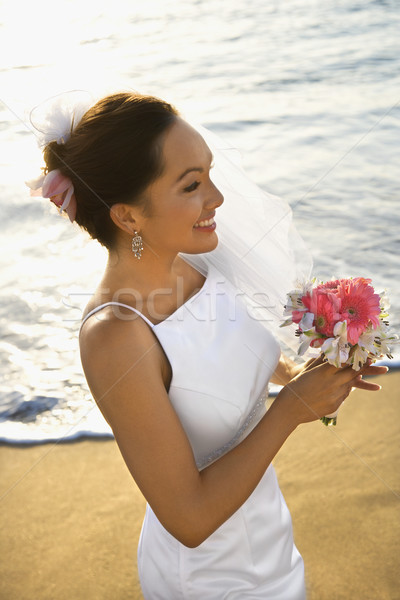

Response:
(320, 416), (337, 426)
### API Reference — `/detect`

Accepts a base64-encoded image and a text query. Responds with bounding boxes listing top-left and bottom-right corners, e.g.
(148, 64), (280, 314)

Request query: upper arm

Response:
(79, 314), (202, 540)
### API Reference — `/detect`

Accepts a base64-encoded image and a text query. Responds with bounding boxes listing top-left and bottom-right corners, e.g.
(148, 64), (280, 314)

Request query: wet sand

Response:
(0, 372), (398, 600)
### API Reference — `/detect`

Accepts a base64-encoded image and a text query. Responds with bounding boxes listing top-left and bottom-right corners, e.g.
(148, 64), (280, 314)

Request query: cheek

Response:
(153, 193), (203, 232)
(176, 199), (203, 226)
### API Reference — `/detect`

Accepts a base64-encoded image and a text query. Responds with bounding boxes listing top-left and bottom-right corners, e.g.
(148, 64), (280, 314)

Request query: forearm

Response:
(179, 391), (297, 546)
(163, 357), (385, 547)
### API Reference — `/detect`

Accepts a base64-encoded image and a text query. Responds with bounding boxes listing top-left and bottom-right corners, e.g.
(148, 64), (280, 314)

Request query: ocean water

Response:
(0, 0), (399, 443)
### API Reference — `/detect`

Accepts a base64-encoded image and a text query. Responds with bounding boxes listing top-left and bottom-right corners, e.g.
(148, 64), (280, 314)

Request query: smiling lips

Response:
(193, 215), (216, 229)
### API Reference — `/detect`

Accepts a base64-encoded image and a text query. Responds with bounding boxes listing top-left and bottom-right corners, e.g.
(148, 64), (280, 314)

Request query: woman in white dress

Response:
(31, 92), (387, 599)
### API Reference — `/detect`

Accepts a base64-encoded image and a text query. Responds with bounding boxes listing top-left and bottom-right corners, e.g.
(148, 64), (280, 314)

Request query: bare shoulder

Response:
(79, 306), (171, 417)
(79, 304), (157, 356)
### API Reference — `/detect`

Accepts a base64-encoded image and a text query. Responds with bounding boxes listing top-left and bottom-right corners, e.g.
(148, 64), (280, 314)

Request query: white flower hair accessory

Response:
(29, 90), (94, 147)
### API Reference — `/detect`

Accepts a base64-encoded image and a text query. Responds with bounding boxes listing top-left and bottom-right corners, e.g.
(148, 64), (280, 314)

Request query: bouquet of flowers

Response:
(281, 276), (398, 425)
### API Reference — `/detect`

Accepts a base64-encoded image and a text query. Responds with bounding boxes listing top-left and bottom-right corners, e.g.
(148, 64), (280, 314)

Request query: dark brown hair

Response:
(43, 92), (179, 249)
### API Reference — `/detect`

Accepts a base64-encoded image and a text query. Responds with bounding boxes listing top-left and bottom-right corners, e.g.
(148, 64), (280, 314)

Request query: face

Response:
(139, 118), (224, 257)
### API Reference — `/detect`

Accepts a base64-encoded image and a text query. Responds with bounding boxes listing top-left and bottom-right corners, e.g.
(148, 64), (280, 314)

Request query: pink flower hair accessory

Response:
(26, 169), (77, 223)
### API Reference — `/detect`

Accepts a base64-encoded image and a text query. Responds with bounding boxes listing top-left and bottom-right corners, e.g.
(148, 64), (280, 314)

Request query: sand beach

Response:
(1, 371), (399, 600)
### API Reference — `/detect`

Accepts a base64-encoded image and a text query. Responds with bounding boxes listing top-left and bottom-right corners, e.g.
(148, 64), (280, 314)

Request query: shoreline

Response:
(1, 372), (399, 599)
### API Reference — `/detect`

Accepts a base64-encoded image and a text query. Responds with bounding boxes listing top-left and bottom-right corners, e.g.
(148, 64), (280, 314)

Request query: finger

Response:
(303, 354), (325, 371)
(335, 361), (372, 382)
(352, 378), (382, 391)
(360, 365), (389, 376)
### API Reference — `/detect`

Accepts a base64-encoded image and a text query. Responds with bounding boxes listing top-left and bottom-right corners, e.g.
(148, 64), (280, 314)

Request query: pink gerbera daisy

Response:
(316, 279), (343, 294)
(302, 290), (341, 337)
(337, 277), (381, 345)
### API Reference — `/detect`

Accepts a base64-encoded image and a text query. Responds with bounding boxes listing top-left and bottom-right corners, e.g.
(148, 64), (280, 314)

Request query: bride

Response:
(28, 91), (387, 599)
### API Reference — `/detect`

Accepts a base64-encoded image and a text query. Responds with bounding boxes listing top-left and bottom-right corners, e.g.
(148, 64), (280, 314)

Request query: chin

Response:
(207, 236), (219, 252)
(197, 233), (219, 254)
(182, 234), (219, 255)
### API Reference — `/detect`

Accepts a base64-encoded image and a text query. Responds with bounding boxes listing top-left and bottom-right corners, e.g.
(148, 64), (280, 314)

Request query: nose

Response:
(206, 180), (224, 210)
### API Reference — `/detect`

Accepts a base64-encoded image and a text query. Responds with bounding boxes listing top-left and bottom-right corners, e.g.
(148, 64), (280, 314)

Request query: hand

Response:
(276, 355), (388, 427)
(293, 355), (388, 390)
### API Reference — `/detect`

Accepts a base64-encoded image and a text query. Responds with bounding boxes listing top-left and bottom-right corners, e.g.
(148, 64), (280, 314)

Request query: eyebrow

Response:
(176, 152), (214, 183)
(176, 167), (203, 183)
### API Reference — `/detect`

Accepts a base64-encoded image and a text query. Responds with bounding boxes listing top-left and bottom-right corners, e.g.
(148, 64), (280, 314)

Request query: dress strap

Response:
(80, 301), (155, 331)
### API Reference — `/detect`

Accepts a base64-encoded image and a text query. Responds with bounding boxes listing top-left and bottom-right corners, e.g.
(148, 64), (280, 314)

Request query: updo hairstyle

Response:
(43, 92), (179, 249)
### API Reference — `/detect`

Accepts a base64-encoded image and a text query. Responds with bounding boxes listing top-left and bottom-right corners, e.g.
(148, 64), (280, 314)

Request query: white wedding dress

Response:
(82, 257), (306, 599)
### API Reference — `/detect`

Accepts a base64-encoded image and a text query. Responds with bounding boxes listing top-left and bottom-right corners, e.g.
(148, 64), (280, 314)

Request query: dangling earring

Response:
(131, 230), (144, 259)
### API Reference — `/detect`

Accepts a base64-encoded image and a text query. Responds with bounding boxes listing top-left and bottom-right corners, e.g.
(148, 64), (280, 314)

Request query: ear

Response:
(109, 203), (143, 235)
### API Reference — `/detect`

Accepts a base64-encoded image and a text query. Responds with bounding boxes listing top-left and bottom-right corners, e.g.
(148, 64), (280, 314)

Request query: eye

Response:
(184, 181), (201, 193)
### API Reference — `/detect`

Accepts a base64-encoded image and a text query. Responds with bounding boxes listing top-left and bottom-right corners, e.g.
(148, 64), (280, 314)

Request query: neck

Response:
(105, 237), (183, 295)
